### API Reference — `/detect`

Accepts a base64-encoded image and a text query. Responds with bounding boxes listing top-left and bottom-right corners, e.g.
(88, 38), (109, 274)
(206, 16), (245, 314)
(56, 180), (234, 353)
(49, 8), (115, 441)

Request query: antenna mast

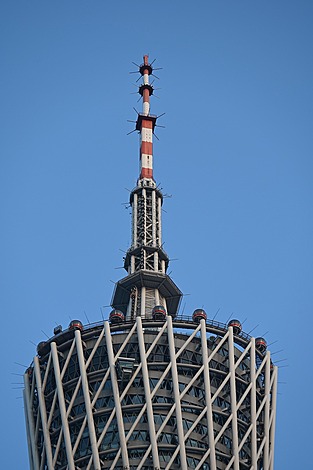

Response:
(111, 55), (182, 319)
(136, 54), (157, 181)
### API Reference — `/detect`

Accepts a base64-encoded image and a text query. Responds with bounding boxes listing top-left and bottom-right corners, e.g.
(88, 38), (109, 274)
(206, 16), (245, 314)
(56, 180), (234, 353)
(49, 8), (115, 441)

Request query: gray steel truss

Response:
(24, 317), (277, 469)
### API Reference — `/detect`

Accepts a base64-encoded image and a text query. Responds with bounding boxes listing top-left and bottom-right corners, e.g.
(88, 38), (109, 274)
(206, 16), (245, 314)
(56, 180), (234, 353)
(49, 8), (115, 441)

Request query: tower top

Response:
(135, 55), (158, 182)
(111, 56), (182, 318)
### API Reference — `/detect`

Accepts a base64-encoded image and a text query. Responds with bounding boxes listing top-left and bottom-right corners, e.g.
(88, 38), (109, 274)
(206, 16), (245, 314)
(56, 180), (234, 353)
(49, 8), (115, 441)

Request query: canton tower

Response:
(24, 55), (278, 470)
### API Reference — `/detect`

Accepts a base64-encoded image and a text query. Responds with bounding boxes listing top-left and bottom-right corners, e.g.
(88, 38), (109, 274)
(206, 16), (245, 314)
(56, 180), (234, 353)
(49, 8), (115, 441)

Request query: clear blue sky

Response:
(1, 1), (312, 468)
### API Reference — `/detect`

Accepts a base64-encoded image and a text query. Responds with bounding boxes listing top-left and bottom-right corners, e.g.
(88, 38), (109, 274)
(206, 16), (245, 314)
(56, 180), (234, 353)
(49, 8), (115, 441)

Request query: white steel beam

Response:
(136, 317), (160, 470)
(250, 337), (258, 469)
(269, 366), (278, 470)
(152, 189), (156, 246)
(24, 372), (40, 470)
(162, 322), (203, 468)
(166, 315), (188, 470)
(263, 351), (271, 470)
(142, 188), (146, 245)
(176, 329), (231, 468)
(133, 192), (137, 249)
(75, 330), (101, 470)
(23, 378), (39, 470)
(158, 196), (162, 246)
(51, 341), (75, 470)
(23, 389), (34, 470)
(33, 356), (54, 470)
(50, 342), (75, 470)
(104, 321), (130, 470)
(228, 327), (240, 470)
(141, 286), (146, 317)
(200, 319), (216, 469)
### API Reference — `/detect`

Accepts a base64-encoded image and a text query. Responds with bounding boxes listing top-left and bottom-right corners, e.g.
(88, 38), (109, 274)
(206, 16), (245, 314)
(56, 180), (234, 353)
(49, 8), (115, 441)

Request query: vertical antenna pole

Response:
(137, 54), (156, 181)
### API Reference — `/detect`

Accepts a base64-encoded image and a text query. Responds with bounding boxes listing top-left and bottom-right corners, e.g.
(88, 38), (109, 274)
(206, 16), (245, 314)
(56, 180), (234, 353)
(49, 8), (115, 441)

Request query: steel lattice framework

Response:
(24, 316), (277, 470)
(24, 55), (278, 469)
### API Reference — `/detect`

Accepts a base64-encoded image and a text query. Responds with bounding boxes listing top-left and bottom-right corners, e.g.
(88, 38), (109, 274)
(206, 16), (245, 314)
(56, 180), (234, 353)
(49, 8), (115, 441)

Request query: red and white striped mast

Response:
(136, 54), (157, 182)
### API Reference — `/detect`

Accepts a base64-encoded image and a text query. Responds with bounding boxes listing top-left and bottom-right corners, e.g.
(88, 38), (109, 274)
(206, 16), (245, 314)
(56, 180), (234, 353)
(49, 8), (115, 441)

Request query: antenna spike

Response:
(127, 129), (137, 136)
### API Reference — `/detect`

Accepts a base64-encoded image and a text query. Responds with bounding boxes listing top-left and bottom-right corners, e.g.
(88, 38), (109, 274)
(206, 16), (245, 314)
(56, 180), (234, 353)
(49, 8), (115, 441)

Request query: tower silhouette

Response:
(24, 55), (277, 470)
